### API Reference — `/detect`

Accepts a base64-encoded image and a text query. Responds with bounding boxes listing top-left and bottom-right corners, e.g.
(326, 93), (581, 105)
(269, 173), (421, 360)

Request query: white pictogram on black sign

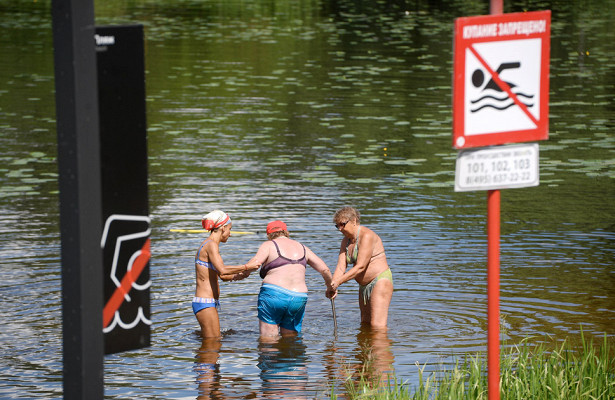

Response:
(101, 214), (152, 333)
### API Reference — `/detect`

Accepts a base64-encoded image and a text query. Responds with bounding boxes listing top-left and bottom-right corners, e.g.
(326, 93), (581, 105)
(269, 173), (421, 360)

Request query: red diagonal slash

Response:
(469, 45), (539, 127)
(103, 238), (151, 328)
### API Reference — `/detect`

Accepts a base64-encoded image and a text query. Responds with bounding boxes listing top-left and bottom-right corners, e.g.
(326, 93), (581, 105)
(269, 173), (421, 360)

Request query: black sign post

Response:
(51, 0), (104, 398)
(96, 25), (151, 355)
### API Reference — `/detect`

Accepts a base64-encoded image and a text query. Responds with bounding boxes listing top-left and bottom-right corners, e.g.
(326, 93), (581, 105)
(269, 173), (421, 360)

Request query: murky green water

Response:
(0, 0), (613, 398)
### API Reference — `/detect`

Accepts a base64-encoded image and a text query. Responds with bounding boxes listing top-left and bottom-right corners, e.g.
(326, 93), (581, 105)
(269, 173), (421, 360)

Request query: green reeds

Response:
(499, 332), (615, 400)
(330, 333), (615, 400)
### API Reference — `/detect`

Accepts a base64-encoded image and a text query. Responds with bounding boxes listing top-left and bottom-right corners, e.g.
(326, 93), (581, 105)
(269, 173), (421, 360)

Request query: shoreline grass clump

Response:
(498, 333), (614, 399)
(329, 333), (615, 399)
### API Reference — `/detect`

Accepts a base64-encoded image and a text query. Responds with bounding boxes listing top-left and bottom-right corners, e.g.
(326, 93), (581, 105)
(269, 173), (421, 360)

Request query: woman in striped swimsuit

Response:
(193, 210), (259, 338)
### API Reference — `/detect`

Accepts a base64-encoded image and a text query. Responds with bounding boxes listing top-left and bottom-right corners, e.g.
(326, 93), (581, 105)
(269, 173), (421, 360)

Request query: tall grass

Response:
(329, 333), (615, 399)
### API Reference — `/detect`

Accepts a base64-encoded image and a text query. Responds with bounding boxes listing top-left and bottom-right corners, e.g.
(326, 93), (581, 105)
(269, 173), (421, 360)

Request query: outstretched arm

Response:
(219, 269), (250, 281)
(306, 247), (334, 291)
(219, 259), (261, 281)
(207, 242), (259, 277)
(329, 239), (348, 295)
(219, 242), (270, 281)
(245, 241), (271, 270)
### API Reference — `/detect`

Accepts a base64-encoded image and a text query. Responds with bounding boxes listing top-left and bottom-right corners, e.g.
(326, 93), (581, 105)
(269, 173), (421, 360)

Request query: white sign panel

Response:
(464, 39), (542, 136)
(455, 143), (539, 192)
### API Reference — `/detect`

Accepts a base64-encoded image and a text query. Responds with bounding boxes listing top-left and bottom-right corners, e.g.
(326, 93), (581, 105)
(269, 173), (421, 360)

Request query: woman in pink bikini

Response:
(329, 207), (393, 328)
(193, 210), (259, 338)
(246, 220), (334, 337)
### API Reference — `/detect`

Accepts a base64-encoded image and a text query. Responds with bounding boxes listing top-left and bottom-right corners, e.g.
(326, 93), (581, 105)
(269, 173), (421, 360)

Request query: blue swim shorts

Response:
(257, 283), (308, 333)
(192, 297), (220, 315)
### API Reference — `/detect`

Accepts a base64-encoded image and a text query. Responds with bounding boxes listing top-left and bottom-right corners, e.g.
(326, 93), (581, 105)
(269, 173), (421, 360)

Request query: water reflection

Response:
(194, 329), (395, 399)
(322, 325), (397, 395)
(257, 335), (309, 399)
(322, 326), (396, 398)
(355, 327), (395, 383)
(195, 337), (223, 400)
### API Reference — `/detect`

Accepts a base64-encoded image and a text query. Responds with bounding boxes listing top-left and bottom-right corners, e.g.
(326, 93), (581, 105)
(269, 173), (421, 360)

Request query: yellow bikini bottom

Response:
(359, 268), (393, 305)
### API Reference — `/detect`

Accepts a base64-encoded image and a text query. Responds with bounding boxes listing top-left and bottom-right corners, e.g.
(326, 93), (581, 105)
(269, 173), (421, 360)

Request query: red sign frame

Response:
(453, 11), (551, 149)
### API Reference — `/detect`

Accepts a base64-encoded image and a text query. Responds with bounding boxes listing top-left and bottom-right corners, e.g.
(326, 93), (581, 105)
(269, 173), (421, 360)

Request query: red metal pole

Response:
(487, 189), (501, 400)
(487, 3), (503, 400)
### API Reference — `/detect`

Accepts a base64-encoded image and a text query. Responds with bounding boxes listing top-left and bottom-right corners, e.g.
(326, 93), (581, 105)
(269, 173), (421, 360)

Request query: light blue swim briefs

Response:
(192, 297), (220, 315)
(257, 283), (308, 333)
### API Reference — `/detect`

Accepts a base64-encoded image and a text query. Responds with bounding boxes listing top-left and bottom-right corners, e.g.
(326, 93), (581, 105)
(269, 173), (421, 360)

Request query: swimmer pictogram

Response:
(452, 11), (550, 149)
(470, 62), (535, 113)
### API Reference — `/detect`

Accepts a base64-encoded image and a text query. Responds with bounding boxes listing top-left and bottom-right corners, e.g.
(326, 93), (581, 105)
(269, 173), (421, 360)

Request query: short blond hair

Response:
(333, 206), (360, 224)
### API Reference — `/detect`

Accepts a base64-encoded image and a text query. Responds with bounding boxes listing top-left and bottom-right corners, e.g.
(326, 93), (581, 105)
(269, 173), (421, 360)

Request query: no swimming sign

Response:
(452, 11), (551, 149)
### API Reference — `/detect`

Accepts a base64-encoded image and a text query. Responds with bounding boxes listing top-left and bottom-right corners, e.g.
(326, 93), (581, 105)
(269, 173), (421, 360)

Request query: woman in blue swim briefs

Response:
(246, 220), (334, 337)
(329, 207), (393, 328)
(193, 210), (260, 338)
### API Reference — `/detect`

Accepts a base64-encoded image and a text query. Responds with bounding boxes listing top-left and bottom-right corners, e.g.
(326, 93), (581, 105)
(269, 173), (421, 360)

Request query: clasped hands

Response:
(326, 280), (339, 299)
(230, 262), (260, 281)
